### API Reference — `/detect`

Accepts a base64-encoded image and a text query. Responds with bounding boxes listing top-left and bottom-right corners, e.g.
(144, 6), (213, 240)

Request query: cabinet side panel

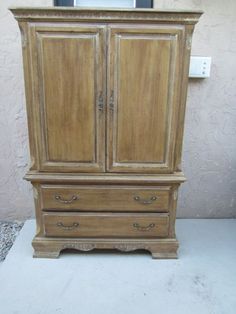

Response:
(174, 25), (195, 171)
(18, 22), (39, 170)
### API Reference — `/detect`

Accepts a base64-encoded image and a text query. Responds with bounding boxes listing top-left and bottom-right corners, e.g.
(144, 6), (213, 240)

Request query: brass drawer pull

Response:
(109, 90), (114, 111)
(56, 222), (79, 230)
(133, 223), (155, 231)
(133, 196), (158, 205)
(98, 91), (104, 112)
(55, 195), (78, 204)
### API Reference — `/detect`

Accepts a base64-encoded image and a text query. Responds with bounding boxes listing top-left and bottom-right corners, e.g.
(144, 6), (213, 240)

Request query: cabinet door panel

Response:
(32, 25), (106, 172)
(107, 25), (184, 173)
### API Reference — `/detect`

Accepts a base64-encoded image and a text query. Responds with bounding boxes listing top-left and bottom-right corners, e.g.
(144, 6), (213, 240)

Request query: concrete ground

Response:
(0, 219), (235, 314)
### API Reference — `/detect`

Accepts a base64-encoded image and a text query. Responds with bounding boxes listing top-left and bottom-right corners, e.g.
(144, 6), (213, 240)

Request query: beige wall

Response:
(0, 0), (52, 220)
(0, 0), (235, 220)
(155, 0), (236, 218)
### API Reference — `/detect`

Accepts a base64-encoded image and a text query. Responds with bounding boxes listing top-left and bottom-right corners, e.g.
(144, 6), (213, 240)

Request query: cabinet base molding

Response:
(32, 236), (179, 259)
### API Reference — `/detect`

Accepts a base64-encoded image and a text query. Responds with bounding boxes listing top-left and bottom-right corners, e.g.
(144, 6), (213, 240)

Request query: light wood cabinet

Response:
(11, 7), (202, 259)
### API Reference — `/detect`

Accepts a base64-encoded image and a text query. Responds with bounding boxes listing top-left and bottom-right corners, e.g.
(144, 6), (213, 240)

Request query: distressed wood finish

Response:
(41, 185), (170, 212)
(11, 7), (202, 259)
(32, 237), (179, 259)
(24, 172), (186, 184)
(43, 212), (169, 238)
(107, 25), (183, 173)
(32, 24), (106, 172)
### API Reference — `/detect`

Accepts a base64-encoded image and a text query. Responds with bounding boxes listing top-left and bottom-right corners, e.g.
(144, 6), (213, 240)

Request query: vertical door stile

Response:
(105, 24), (109, 172)
(106, 25), (114, 171)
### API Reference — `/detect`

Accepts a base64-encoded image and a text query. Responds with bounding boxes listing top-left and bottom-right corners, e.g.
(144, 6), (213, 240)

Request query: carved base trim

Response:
(32, 237), (179, 259)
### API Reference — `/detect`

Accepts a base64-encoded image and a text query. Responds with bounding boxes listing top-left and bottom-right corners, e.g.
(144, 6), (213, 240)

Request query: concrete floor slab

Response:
(0, 219), (235, 314)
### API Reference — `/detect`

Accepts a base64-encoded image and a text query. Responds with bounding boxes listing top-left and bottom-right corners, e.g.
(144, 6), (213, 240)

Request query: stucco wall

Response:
(0, 0), (52, 221)
(155, 0), (236, 218)
(0, 0), (235, 220)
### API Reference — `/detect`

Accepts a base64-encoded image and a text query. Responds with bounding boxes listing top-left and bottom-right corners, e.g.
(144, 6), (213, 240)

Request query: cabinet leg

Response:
(33, 249), (60, 259)
(32, 237), (61, 258)
(151, 251), (178, 259)
(149, 240), (179, 259)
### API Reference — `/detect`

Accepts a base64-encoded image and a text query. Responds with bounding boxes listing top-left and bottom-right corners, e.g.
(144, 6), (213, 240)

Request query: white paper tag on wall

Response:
(189, 56), (211, 78)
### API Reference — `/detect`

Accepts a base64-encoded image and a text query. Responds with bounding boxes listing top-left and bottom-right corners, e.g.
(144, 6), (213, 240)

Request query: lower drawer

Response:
(43, 213), (169, 238)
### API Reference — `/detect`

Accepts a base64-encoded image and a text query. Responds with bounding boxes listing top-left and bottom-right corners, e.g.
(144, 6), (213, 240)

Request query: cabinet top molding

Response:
(10, 7), (202, 24)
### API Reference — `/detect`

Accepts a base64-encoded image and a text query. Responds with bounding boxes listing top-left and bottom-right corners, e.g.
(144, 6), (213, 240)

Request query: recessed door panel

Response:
(33, 25), (106, 172)
(107, 26), (183, 173)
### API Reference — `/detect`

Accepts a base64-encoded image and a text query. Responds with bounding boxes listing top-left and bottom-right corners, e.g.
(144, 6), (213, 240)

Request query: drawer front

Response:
(43, 213), (169, 238)
(41, 185), (170, 212)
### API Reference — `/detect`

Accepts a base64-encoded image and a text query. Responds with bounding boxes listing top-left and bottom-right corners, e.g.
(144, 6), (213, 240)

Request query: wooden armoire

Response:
(11, 7), (202, 258)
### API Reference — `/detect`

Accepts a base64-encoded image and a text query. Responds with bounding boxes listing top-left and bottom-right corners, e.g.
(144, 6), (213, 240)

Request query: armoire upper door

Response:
(31, 24), (106, 172)
(107, 25), (184, 173)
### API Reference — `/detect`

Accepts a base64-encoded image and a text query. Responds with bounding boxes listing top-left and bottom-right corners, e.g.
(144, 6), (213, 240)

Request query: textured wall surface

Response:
(0, 0), (235, 220)
(0, 0), (52, 221)
(155, 0), (236, 218)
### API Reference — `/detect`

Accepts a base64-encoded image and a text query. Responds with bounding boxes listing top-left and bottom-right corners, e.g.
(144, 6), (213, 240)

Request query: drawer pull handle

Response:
(109, 90), (114, 111)
(98, 91), (104, 112)
(133, 223), (155, 231)
(133, 196), (158, 205)
(56, 222), (79, 230)
(55, 195), (78, 204)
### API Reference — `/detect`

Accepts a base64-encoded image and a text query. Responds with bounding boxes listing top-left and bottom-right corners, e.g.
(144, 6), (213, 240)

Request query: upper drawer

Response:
(41, 185), (170, 212)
